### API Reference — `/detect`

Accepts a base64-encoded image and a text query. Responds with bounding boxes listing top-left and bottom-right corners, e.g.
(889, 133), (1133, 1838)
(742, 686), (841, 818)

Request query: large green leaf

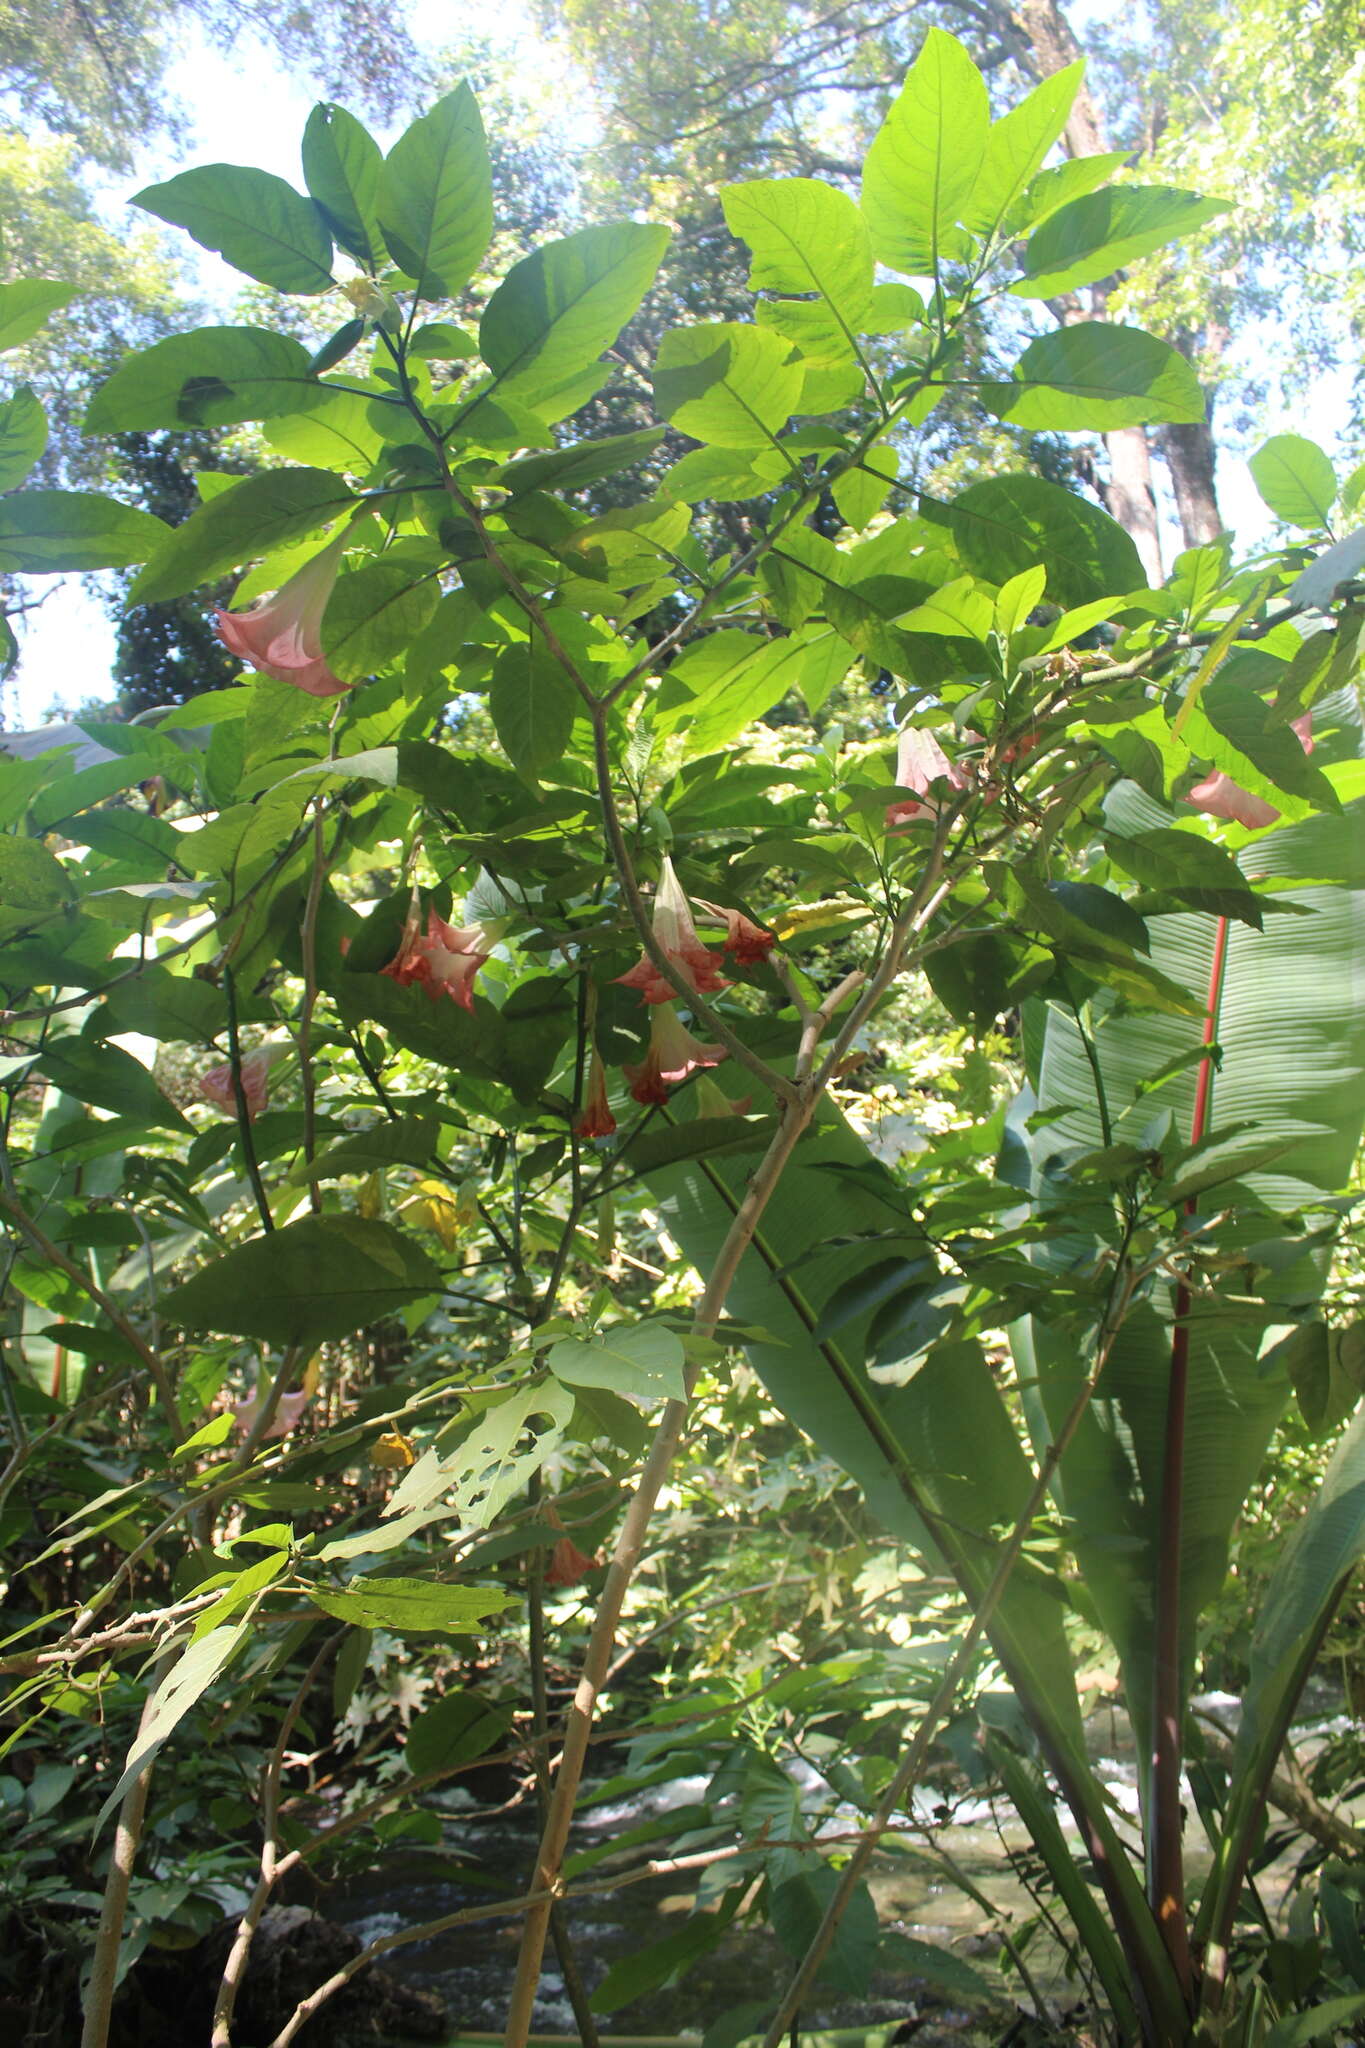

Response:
(0, 388), (46, 489)
(654, 323), (803, 450)
(0, 280), (77, 352)
(651, 1099), (1086, 1751)
(1249, 434), (1339, 531)
(302, 103), (387, 268)
(860, 28), (988, 274)
(943, 474), (1147, 606)
(85, 328), (323, 434)
(321, 559), (440, 681)
(983, 324), (1205, 430)
(306, 1576), (515, 1633)
(478, 222), (669, 409)
(32, 1037), (190, 1131)
(489, 637), (579, 783)
(1013, 185), (1228, 298)
(128, 468), (356, 605)
(722, 179), (873, 363)
(133, 165), (335, 293)
(0, 492), (168, 574)
(1015, 798), (1365, 1765)
(377, 83), (492, 299)
(161, 1216), (444, 1345)
(964, 62), (1084, 237)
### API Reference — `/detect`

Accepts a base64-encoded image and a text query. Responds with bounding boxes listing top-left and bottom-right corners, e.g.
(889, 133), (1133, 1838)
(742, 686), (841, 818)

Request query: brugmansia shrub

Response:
(0, 30), (1363, 2048)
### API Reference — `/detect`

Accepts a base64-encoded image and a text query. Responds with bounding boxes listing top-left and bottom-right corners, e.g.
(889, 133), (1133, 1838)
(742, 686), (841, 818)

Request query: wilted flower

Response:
(1186, 713), (1313, 831)
(199, 1042), (284, 1121)
(380, 898), (500, 1012)
(214, 529), (351, 698)
(616, 856), (729, 1004)
(624, 1001), (724, 1104)
(574, 1049), (617, 1139)
(886, 724), (971, 829)
(695, 899), (777, 965)
(546, 1535), (598, 1587)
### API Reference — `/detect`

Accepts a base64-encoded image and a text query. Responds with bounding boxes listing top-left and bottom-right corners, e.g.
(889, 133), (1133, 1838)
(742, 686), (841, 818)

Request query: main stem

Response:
(500, 1097), (817, 2047)
(1150, 913), (1230, 1996)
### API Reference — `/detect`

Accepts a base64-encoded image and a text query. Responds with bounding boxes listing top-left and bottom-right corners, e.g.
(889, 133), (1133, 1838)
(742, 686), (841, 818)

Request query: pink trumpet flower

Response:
(624, 1001), (725, 1105)
(380, 900), (500, 1012)
(574, 1050), (618, 1139)
(696, 900), (777, 966)
(232, 1374), (311, 1441)
(885, 724), (971, 829)
(214, 530), (351, 698)
(199, 1043), (282, 1121)
(1186, 713), (1314, 831)
(616, 856), (729, 1004)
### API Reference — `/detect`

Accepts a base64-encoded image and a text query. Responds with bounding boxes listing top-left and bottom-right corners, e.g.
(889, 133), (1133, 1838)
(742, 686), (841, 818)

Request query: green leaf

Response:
(302, 103), (386, 267)
(548, 1323), (687, 1403)
(1264, 1996), (1365, 2048)
(133, 165), (335, 293)
(1249, 434), (1339, 530)
(307, 1575), (515, 1634)
(721, 179), (873, 362)
(655, 626), (841, 752)
(161, 1217), (445, 1346)
(321, 559), (439, 681)
(98, 1625), (248, 1828)
(497, 427), (664, 497)
(85, 328), (323, 434)
(386, 1380), (576, 1530)
(479, 222), (669, 408)
(944, 474), (1146, 606)
(377, 83), (492, 299)
(0, 280), (77, 351)
(32, 1038), (190, 1130)
(654, 322), (802, 450)
(98, 967), (226, 1044)
(1013, 185), (1229, 297)
(0, 836), (74, 936)
(297, 1117), (439, 1182)
(405, 1690), (509, 1775)
(771, 1867), (879, 1996)
(879, 1931), (999, 2002)
(591, 1902), (740, 2015)
(860, 28), (989, 273)
(489, 637), (578, 783)
(0, 387), (46, 489)
(964, 62), (1084, 236)
(983, 324), (1205, 430)
(0, 492), (168, 574)
(128, 468), (356, 605)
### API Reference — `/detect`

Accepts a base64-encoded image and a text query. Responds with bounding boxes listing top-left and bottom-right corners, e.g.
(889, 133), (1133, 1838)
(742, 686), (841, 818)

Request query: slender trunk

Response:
(1104, 421), (1165, 586)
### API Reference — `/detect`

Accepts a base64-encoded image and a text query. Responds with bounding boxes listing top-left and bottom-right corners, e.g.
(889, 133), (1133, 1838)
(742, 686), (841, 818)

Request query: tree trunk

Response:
(1161, 419), (1222, 545)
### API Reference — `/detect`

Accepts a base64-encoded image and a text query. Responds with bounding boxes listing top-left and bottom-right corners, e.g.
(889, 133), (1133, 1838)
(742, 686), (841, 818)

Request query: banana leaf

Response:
(1013, 793), (1365, 1774)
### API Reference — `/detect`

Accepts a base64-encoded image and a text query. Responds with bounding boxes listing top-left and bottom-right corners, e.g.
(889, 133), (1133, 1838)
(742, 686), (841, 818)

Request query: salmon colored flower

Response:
(546, 1535), (598, 1587)
(886, 724), (971, 829)
(214, 530), (350, 698)
(624, 1001), (724, 1104)
(1186, 714), (1313, 830)
(199, 1043), (283, 1121)
(616, 856), (728, 1004)
(696, 900), (776, 965)
(574, 1049), (617, 1139)
(380, 898), (500, 1012)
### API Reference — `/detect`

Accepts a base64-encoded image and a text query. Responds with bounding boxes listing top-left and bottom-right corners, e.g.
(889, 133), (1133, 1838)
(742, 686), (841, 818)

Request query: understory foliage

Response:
(2, 33), (1365, 2048)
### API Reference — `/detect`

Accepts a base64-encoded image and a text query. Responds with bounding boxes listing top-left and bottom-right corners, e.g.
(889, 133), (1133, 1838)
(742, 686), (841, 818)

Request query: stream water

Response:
(324, 1689), (1357, 2043)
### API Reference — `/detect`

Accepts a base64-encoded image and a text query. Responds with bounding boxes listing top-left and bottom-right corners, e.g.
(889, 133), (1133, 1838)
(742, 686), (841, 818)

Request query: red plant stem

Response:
(1151, 913), (1230, 1996)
